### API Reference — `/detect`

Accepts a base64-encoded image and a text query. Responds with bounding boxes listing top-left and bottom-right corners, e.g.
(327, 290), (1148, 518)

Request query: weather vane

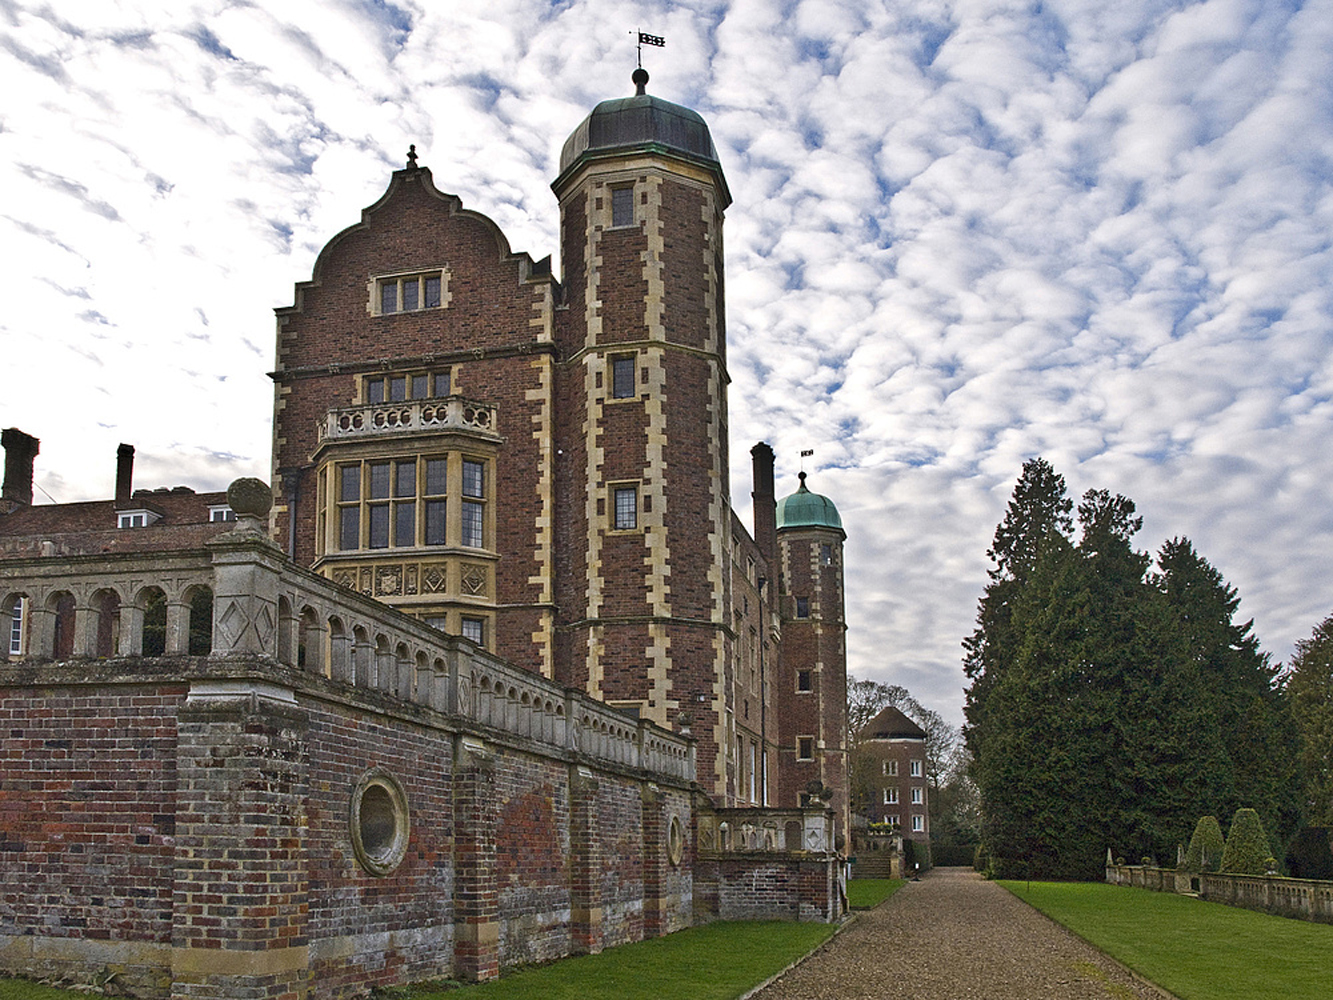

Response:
(800, 449), (814, 473)
(634, 29), (665, 68)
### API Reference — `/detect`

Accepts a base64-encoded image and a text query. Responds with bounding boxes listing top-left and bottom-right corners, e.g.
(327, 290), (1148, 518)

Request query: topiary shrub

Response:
(1181, 816), (1225, 873)
(1221, 808), (1271, 875)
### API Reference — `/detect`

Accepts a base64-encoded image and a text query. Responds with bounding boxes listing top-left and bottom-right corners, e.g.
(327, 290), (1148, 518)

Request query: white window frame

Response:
(883, 787), (898, 805)
(911, 814), (925, 833)
(910, 759), (923, 778)
(911, 787), (924, 805)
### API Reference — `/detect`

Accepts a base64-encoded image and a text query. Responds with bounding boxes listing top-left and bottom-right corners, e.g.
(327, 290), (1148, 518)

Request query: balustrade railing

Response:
(698, 806), (835, 855)
(317, 396), (499, 443)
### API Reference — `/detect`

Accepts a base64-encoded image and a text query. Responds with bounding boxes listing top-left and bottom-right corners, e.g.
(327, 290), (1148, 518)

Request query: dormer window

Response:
(118, 509), (159, 529)
(209, 506), (236, 523)
(371, 269), (450, 315)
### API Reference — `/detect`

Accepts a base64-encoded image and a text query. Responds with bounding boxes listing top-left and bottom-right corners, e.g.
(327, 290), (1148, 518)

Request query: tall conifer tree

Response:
(1285, 613), (1333, 827)
(965, 462), (1291, 878)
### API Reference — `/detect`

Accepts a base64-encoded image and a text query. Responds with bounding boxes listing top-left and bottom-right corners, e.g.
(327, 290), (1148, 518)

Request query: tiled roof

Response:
(863, 704), (927, 740)
(0, 489), (232, 557)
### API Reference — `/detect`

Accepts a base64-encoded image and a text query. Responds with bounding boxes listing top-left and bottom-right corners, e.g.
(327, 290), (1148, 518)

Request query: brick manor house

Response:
(0, 71), (851, 995)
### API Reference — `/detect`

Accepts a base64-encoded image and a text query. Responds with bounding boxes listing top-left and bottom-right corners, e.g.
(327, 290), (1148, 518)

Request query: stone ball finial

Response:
(227, 478), (273, 519)
(632, 67), (649, 96)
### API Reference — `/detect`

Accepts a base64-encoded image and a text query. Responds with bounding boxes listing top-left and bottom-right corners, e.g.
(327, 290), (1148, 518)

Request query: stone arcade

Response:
(0, 74), (850, 997)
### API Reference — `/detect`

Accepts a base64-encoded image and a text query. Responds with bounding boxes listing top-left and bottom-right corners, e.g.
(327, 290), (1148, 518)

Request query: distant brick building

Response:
(861, 705), (930, 845)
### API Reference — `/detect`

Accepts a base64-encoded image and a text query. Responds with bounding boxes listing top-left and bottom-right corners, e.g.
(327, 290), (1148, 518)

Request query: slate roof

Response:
(862, 704), (927, 740)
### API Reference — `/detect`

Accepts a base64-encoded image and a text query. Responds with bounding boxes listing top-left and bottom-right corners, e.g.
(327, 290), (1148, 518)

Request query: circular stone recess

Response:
(350, 769), (410, 876)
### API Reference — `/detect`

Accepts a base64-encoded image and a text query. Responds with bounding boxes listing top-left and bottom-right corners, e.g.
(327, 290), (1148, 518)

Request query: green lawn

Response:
(1001, 880), (1333, 1000)
(847, 877), (905, 910)
(375, 921), (838, 999)
(0, 977), (99, 1000)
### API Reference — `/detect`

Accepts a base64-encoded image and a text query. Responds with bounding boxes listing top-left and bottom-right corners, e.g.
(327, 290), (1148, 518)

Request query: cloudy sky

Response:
(4, 0), (1332, 725)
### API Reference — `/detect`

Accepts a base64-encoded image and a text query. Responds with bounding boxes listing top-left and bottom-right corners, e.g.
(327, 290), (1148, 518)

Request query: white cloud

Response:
(3, 0), (1332, 728)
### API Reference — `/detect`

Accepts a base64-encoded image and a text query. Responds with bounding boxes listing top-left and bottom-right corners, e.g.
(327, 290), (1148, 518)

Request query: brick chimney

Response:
(1, 428), (39, 513)
(751, 442), (777, 570)
(115, 443), (135, 506)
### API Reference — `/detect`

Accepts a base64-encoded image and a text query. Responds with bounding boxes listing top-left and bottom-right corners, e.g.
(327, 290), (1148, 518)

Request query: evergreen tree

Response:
(1285, 613), (1333, 827)
(963, 459), (1072, 771)
(1221, 808), (1272, 875)
(1182, 815), (1225, 873)
(1153, 539), (1302, 850)
(964, 462), (1288, 880)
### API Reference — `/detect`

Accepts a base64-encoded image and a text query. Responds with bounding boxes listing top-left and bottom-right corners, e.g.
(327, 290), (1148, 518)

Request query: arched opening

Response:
(353, 626), (372, 686)
(374, 634), (393, 691)
(92, 588), (121, 658)
(186, 587), (213, 656)
(277, 595), (295, 665)
(328, 615), (349, 681)
(298, 606), (320, 672)
(141, 588), (167, 657)
(394, 642), (411, 698)
(49, 591), (75, 660)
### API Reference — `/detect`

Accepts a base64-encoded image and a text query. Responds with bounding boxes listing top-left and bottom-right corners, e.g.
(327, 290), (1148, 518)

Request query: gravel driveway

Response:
(748, 867), (1168, 1000)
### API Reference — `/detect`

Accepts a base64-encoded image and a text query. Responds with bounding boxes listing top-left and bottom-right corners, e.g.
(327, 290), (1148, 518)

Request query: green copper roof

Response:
(776, 472), (843, 533)
(554, 70), (731, 207)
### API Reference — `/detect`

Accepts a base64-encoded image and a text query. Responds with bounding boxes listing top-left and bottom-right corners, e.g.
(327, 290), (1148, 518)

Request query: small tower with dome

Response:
(775, 471), (849, 842)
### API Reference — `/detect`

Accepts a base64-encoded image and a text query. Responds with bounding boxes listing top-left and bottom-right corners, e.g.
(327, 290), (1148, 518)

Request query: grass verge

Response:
(1001, 880), (1333, 1000)
(382, 920), (838, 999)
(0, 977), (95, 1000)
(847, 877), (905, 910)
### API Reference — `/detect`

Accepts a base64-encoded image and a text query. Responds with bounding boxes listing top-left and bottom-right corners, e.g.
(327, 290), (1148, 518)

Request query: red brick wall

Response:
(0, 661), (696, 997)
(0, 681), (182, 995)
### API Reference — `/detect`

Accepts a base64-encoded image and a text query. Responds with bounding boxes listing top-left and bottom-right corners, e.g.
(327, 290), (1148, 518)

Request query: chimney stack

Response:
(115, 443), (135, 506)
(751, 442), (777, 569)
(1, 428), (40, 512)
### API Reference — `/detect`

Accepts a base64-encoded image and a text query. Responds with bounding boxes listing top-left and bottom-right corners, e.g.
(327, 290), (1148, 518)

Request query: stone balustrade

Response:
(0, 516), (693, 783)
(699, 805), (836, 855)
(317, 395), (500, 443)
(1105, 861), (1333, 924)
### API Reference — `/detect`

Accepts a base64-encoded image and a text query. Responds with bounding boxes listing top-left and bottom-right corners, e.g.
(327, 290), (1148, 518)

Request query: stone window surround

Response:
(320, 451), (492, 555)
(609, 482), (640, 532)
(609, 352), (637, 400)
(609, 183), (635, 229)
(349, 768), (410, 877)
(362, 367), (454, 405)
(368, 266), (452, 316)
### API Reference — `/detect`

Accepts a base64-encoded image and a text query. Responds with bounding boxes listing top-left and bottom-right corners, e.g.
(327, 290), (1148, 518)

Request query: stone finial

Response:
(406, 144), (418, 169)
(224, 477), (274, 539)
(227, 477), (273, 519)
